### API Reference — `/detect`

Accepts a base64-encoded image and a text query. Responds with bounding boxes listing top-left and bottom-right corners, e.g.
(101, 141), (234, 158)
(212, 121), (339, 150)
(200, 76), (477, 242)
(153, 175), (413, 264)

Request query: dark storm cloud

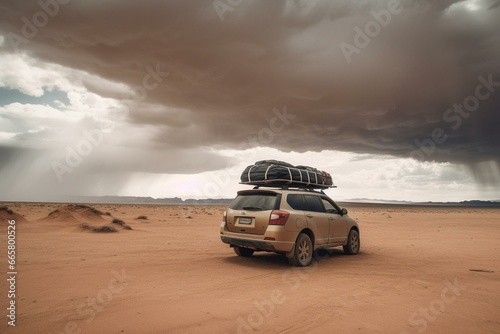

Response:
(0, 0), (499, 167)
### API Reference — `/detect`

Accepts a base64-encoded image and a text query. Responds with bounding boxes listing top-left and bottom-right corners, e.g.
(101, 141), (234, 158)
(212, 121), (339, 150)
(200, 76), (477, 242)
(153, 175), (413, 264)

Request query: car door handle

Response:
(306, 214), (313, 218)
(328, 217), (334, 220)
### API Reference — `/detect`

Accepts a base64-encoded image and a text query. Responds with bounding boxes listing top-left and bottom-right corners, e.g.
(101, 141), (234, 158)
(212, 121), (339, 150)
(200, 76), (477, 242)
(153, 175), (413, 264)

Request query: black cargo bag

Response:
(240, 160), (334, 189)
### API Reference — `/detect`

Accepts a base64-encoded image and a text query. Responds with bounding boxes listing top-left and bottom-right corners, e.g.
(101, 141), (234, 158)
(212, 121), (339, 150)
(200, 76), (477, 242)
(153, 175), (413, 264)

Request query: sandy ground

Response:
(0, 202), (499, 334)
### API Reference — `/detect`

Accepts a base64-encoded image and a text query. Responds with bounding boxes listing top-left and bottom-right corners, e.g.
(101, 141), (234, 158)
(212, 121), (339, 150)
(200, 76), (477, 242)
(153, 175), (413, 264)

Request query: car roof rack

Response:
(245, 183), (336, 193)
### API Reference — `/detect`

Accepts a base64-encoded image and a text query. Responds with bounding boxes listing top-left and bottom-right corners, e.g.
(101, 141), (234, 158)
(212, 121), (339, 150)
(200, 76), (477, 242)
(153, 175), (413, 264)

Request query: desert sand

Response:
(0, 202), (499, 334)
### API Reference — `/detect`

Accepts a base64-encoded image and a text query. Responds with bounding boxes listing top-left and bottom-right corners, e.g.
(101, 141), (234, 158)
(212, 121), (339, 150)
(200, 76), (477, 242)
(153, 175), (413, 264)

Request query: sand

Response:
(0, 202), (499, 333)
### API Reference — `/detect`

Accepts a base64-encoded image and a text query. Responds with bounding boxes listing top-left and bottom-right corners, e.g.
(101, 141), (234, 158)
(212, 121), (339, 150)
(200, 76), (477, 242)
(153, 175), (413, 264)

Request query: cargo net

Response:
(240, 160), (335, 189)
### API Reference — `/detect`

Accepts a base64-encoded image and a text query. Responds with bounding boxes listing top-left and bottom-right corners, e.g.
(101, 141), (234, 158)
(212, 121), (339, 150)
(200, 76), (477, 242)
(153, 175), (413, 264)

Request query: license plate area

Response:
(239, 217), (252, 225)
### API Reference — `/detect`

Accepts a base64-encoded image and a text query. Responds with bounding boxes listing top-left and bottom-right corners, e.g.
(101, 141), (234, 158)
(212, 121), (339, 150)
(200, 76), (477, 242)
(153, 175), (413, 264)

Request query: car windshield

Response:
(230, 193), (277, 211)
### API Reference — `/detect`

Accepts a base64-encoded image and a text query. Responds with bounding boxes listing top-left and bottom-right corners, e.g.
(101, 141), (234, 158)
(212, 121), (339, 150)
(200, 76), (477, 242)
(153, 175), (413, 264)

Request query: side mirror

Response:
(341, 208), (348, 216)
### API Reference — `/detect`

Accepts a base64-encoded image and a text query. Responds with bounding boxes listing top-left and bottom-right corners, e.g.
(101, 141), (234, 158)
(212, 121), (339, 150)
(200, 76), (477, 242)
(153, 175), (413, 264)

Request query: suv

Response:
(220, 188), (360, 266)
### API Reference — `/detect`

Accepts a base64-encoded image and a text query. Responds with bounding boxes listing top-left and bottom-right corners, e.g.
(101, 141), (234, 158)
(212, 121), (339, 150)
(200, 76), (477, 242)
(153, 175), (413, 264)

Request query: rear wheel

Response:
(343, 229), (360, 255)
(234, 247), (254, 257)
(288, 233), (313, 267)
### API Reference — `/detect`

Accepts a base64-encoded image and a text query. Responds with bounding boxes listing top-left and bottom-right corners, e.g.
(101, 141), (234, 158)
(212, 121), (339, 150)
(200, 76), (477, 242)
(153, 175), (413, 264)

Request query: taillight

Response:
(222, 210), (227, 224)
(269, 210), (289, 225)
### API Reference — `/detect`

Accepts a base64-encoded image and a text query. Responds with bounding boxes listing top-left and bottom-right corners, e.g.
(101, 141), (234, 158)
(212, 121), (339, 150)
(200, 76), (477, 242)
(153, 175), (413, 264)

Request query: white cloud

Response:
(0, 131), (16, 141)
(0, 53), (127, 149)
(0, 53), (131, 99)
(0, 53), (74, 97)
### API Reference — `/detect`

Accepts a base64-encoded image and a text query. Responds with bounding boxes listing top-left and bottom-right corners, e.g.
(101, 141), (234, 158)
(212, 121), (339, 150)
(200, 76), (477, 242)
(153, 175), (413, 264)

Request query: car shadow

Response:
(222, 252), (291, 269)
(221, 247), (360, 270)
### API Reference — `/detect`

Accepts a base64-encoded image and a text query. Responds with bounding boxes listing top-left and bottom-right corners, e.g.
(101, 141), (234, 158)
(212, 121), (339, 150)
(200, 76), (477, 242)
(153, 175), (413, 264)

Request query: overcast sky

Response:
(0, 0), (499, 202)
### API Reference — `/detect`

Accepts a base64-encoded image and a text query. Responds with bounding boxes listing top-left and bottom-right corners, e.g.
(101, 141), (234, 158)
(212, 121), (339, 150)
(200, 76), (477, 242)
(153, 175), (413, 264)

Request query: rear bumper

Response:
(220, 236), (278, 252)
(220, 223), (295, 253)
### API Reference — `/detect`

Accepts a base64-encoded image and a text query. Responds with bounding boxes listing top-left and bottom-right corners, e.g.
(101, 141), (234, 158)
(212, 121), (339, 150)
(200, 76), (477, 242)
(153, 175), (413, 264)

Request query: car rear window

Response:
(230, 193), (279, 211)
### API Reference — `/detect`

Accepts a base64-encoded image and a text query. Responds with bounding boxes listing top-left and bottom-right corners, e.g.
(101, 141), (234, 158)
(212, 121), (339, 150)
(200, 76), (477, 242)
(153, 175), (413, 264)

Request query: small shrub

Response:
(93, 225), (118, 233)
(136, 215), (148, 220)
(111, 218), (132, 230)
(111, 218), (126, 226)
(81, 223), (118, 233)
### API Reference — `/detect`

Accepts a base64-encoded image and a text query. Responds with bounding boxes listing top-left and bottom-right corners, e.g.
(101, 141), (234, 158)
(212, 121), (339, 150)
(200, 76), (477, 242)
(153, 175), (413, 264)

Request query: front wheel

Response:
(234, 247), (254, 257)
(288, 233), (313, 267)
(343, 229), (360, 255)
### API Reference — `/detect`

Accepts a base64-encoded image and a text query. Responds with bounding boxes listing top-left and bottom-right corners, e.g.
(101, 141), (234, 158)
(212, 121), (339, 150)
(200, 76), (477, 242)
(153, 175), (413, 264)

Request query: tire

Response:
(343, 229), (360, 255)
(234, 247), (254, 257)
(288, 233), (313, 267)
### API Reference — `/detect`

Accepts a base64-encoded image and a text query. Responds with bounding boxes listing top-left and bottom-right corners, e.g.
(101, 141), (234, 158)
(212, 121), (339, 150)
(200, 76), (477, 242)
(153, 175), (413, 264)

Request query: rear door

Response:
(226, 191), (280, 235)
(302, 195), (330, 245)
(321, 197), (348, 243)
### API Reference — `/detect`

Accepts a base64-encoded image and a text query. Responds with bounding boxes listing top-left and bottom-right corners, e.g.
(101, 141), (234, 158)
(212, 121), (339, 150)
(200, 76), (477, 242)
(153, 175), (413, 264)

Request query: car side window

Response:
(287, 194), (305, 210)
(321, 198), (339, 214)
(303, 195), (325, 213)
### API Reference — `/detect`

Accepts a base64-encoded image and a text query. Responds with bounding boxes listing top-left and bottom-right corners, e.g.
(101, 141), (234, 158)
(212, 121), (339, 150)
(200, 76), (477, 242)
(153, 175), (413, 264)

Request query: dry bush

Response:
(111, 218), (133, 230)
(80, 224), (118, 233)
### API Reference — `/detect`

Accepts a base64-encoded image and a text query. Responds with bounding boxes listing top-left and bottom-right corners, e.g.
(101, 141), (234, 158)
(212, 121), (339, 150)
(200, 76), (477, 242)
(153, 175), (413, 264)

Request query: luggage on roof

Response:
(240, 160), (334, 189)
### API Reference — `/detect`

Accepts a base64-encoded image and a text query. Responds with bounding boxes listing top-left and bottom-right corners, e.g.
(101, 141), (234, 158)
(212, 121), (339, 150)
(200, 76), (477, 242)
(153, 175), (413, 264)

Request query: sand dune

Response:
(0, 202), (498, 333)
(42, 204), (109, 223)
(35, 204), (132, 232)
(0, 205), (28, 224)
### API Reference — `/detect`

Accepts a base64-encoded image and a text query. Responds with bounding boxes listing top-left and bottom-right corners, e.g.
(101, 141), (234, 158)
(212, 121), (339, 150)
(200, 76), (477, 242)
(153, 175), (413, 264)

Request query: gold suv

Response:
(220, 188), (360, 266)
